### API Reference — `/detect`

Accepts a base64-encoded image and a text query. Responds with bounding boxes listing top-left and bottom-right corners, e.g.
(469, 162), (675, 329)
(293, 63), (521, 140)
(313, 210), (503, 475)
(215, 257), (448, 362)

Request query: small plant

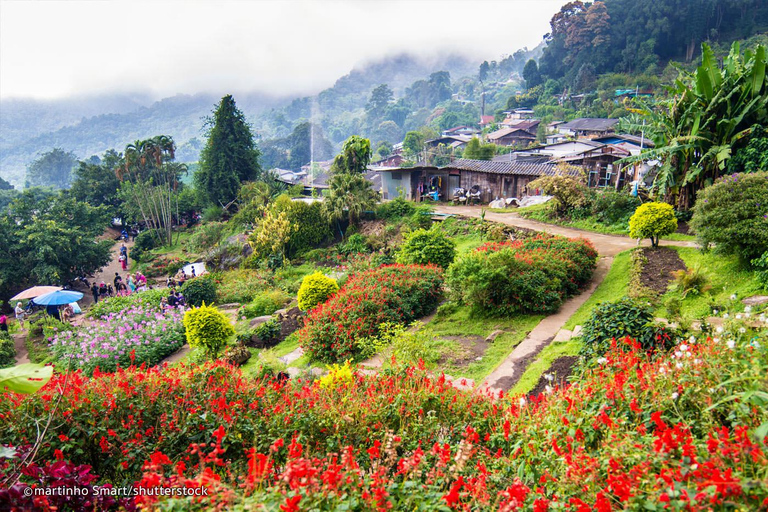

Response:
(752, 251), (768, 290)
(672, 267), (710, 298)
(318, 360), (354, 390)
(338, 233), (369, 256)
(0, 332), (16, 368)
(253, 318), (281, 343)
(377, 196), (416, 219)
(183, 303), (235, 359)
(188, 222), (227, 252)
(241, 290), (290, 318)
(181, 275), (218, 307)
(396, 227), (456, 269)
(628, 202), (678, 247)
(297, 272), (339, 311)
(130, 229), (161, 262)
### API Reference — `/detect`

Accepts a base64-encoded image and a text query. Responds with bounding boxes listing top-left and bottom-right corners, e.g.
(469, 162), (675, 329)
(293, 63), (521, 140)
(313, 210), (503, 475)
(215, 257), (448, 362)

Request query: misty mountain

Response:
(0, 51), (480, 187)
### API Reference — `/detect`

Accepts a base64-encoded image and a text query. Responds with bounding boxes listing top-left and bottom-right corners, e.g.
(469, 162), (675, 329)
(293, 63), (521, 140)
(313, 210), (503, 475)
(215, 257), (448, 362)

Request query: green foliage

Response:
(590, 189), (642, 225)
(463, 137), (496, 160)
(446, 236), (598, 316)
(672, 267), (710, 298)
(87, 289), (166, 319)
(691, 172), (768, 261)
(242, 289), (290, 318)
(70, 150), (123, 214)
(270, 196), (333, 257)
(183, 303), (235, 359)
(753, 251), (768, 289)
(628, 202), (678, 247)
(187, 222), (227, 252)
(0, 363), (52, 394)
(727, 125), (768, 174)
(0, 332), (16, 368)
(528, 168), (588, 217)
(322, 172), (379, 228)
(202, 205), (224, 222)
(330, 135), (372, 175)
(338, 233), (369, 256)
(195, 95), (262, 206)
(181, 275), (218, 307)
(376, 196), (416, 219)
(523, 59), (542, 88)
(579, 297), (668, 361)
(130, 229), (161, 262)
(0, 191), (112, 299)
(25, 148), (77, 189)
(297, 272), (339, 311)
(215, 269), (272, 304)
(253, 318), (281, 344)
(396, 227), (456, 269)
(248, 210), (297, 265)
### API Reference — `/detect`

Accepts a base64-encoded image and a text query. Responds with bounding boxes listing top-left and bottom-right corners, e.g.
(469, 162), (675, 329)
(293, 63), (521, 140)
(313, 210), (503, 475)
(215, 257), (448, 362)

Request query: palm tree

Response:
(322, 173), (379, 237)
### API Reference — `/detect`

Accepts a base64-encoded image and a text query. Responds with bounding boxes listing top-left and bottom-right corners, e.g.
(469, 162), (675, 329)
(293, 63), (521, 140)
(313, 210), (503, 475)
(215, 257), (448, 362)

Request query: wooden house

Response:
(442, 158), (559, 202)
(557, 118), (618, 139)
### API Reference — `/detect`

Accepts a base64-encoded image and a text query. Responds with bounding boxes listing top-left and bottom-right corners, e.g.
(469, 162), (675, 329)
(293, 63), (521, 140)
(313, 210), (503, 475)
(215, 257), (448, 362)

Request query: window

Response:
(392, 172), (402, 181)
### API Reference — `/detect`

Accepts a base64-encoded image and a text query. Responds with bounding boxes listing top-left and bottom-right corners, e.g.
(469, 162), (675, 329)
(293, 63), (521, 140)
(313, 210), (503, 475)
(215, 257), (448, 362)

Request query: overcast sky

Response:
(0, 0), (567, 100)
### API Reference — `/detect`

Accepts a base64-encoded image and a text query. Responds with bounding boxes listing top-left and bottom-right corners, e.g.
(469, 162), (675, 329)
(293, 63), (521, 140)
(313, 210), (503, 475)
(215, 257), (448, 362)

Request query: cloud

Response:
(0, 0), (566, 100)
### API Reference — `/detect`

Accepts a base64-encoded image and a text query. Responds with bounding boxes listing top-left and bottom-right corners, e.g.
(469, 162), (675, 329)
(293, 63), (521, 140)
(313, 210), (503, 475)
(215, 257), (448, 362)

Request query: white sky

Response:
(0, 0), (567, 100)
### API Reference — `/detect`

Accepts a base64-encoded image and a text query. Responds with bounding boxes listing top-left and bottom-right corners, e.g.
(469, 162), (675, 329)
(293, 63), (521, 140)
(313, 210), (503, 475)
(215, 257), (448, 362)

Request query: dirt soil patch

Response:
(639, 247), (686, 295)
(439, 335), (489, 368)
(528, 355), (579, 397)
(676, 221), (690, 235)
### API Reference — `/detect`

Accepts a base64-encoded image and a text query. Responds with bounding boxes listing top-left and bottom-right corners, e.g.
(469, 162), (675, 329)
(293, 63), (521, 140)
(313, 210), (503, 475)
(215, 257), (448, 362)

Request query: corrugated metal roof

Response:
(558, 118), (619, 132)
(444, 158), (556, 176)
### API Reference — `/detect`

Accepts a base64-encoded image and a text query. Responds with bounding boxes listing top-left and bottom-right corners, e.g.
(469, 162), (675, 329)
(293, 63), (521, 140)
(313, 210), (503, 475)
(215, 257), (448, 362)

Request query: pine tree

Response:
(195, 95), (262, 206)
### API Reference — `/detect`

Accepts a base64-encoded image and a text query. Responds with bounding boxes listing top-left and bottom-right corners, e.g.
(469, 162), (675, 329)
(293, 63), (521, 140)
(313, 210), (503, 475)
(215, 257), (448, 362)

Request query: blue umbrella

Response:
(32, 290), (84, 306)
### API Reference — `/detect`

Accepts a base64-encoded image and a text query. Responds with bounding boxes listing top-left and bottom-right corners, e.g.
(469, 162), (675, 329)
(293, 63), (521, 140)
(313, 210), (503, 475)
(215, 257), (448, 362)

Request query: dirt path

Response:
(481, 257), (612, 394)
(13, 332), (29, 364)
(83, 239), (135, 307)
(433, 205), (696, 257)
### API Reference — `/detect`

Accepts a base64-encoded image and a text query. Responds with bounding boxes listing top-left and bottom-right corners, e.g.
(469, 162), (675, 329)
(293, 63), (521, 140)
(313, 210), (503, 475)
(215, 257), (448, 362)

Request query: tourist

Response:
(99, 281), (108, 298)
(61, 304), (74, 323)
(107, 284), (115, 296)
(46, 304), (61, 321)
(119, 253), (127, 271)
(167, 291), (178, 308)
(191, 266), (196, 277)
(91, 283), (100, 303)
(127, 276), (136, 294)
(15, 302), (26, 329)
(0, 314), (8, 332)
(175, 290), (186, 307)
(114, 272), (122, 290)
(120, 244), (127, 257)
(160, 296), (168, 310)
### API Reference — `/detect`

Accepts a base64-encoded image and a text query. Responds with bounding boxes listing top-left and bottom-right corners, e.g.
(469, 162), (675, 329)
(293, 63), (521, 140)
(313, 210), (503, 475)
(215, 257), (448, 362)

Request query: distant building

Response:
(557, 118), (619, 138)
(441, 126), (480, 137)
(425, 135), (472, 149)
(501, 108), (535, 123)
(486, 127), (537, 147)
(479, 115), (496, 127)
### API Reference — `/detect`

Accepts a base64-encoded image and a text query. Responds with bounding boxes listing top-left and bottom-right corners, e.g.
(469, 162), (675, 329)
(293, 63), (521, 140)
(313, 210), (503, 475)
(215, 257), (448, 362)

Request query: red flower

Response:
(280, 494), (301, 512)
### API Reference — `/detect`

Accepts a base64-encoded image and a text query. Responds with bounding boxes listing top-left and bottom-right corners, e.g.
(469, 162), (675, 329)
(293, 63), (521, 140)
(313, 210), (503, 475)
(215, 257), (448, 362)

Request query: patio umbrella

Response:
(10, 286), (62, 302)
(32, 290), (84, 306)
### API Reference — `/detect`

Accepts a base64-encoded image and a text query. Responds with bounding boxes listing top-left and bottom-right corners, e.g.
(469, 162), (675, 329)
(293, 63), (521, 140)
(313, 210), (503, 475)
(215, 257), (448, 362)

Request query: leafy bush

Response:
(590, 189), (641, 225)
(396, 227), (456, 269)
(299, 264), (444, 362)
(579, 297), (670, 360)
(447, 236), (597, 316)
(691, 172), (768, 261)
(338, 233), (369, 256)
(181, 275), (217, 307)
(528, 169), (588, 217)
(376, 196), (416, 219)
(0, 332), (16, 368)
(187, 222), (227, 252)
(297, 272), (339, 311)
(753, 251), (768, 289)
(139, 255), (186, 278)
(214, 269), (272, 304)
(672, 267), (710, 298)
(253, 318), (281, 344)
(202, 205), (224, 222)
(242, 289), (290, 318)
(130, 229), (161, 262)
(87, 288), (166, 318)
(405, 205), (434, 230)
(628, 202), (678, 247)
(49, 306), (185, 374)
(183, 303), (235, 358)
(204, 240), (247, 271)
(271, 197), (333, 257)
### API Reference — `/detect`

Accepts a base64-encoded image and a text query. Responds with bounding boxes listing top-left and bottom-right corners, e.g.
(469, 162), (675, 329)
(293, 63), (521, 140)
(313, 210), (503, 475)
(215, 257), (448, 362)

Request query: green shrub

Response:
(579, 297), (670, 360)
(405, 205), (434, 230)
(338, 233), (369, 256)
(672, 267), (710, 298)
(591, 190), (641, 225)
(87, 289), (166, 318)
(528, 171), (588, 217)
(628, 202), (678, 247)
(396, 227), (456, 269)
(377, 196), (416, 219)
(297, 272), (339, 311)
(183, 303), (235, 358)
(181, 275), (218, 307)
(253, 318), (281, 343)
(130, 229), (161, 262)
(242, 290), (290, 318)
(202, 205), (224, 222)
(26, 317), (74, 363)
(271, 197), (333, 258)
(753, 251), (768, 289)
(691, 172), (768, 262)
(0, 332), (16, 368)
(446, 236), (598, 316)
(203, 241), (245, 271)
(188, 222), (227, 252)
(215, 269), (272, 304)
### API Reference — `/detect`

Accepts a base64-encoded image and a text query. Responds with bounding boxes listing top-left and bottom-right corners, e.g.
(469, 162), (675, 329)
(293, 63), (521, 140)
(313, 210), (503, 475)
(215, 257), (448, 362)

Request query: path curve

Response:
(434, 205), (696, 257)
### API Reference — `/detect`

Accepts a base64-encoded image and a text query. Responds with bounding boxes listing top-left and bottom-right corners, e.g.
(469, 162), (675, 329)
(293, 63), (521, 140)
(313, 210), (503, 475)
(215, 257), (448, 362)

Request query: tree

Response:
(522, 59), (542, 89)
(0, 177), (13, 191)
(323, 173), (379, 235)
(330, 135), (371, 175)
(402, 131), (425, 161)
(479, 61), (491, 82)
(396, 227), (456, 269)
(25, 148), (77, 189)
(727, 124), (768, 174)
(70, 150), (122, 214)
(0, 192), (112, 299)
(628, 202), (678, 248)
(366, 84), (394, 120)
(195, 95), (262, 207)
(463, 138), (496, 161)
(527, 165), (588, 217)
(248, 210), (297, 266)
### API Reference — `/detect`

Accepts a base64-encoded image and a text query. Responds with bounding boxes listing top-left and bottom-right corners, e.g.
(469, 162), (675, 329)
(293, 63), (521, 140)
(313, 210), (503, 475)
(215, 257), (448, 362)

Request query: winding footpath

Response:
(432, 206), (698, 394)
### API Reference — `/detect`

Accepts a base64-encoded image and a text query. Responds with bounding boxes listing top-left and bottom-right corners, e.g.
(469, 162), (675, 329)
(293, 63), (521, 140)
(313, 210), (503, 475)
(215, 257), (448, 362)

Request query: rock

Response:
(286, 367), (302, 378)
(474, 356), (483, 361)
(486, 330), (504, 343)
(742, 295), (768, 306)
(281, 347), (304, 365)
(310, 367), (326, 377)
(249, 315), (273, 328)
(218, 303), (241, 310)
(553, 329), (573, 342)
(242, 243), (253, 258)
(572, 325), (582, 338)
(222, 344), (251, 366)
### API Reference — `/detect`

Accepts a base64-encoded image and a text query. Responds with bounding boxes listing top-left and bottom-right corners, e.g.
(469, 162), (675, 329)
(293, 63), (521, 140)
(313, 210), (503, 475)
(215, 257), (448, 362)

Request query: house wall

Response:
(381, 171), (413, 200)
(459, 172), (537, 202)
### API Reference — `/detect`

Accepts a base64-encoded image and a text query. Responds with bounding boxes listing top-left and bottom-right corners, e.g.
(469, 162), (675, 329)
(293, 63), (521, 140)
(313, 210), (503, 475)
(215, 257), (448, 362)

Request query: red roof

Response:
(479, 115), (495, 125)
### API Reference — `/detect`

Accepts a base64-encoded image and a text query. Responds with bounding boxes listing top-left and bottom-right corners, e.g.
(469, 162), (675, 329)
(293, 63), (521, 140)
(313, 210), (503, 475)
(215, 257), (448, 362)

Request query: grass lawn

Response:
(654, 247), (765, 320)
(453, 234), (484, 255)
(509, 339), (581, 396)
(422, 306), (543, 382)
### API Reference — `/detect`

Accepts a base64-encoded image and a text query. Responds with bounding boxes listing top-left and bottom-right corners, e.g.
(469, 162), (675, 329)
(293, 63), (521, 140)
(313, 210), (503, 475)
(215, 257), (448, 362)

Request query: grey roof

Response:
(444, 158), (556, 176)
(558, 118), (619, 132)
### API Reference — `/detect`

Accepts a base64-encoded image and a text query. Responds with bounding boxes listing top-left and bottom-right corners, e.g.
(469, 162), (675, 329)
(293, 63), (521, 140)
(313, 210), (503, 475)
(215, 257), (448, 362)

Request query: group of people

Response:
(118, 244), (130, 271)
(166, 266), (197, 288)
(161, 289), (187, 310)
(90, 271), (149, 303)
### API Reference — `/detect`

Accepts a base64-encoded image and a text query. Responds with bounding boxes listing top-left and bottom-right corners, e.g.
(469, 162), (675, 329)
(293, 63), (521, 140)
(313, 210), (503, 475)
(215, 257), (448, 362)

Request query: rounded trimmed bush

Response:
(628, 202), (677, 247)
(396, 227), (456, 269)
(181, 275), (217, 307)
(297, 272), (339, 311)
(183, 303), (235, 358)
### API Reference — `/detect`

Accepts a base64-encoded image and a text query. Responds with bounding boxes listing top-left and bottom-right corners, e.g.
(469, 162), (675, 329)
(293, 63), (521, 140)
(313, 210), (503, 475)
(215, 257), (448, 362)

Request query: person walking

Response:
(14, 302), (26, 329)
(119, 253), (127, 271)
(91, 283), (100, 303)
(114, 272), (122, 290)
(0, 314), (8, 332)
(127, 276), (136, 294)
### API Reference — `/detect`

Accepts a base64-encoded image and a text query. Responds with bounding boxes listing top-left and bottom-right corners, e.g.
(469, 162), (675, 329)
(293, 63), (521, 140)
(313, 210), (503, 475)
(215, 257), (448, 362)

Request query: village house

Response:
(441, 125), (480, 137)
(486, 126), (537, 147)
(556, 118), (619, 139)
(425, 134), (471, 150)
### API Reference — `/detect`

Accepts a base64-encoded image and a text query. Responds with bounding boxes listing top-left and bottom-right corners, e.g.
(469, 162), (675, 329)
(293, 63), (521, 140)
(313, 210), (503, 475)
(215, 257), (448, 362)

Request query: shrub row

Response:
(298, 264), (444, 362)
(447, 235), (597, 316)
